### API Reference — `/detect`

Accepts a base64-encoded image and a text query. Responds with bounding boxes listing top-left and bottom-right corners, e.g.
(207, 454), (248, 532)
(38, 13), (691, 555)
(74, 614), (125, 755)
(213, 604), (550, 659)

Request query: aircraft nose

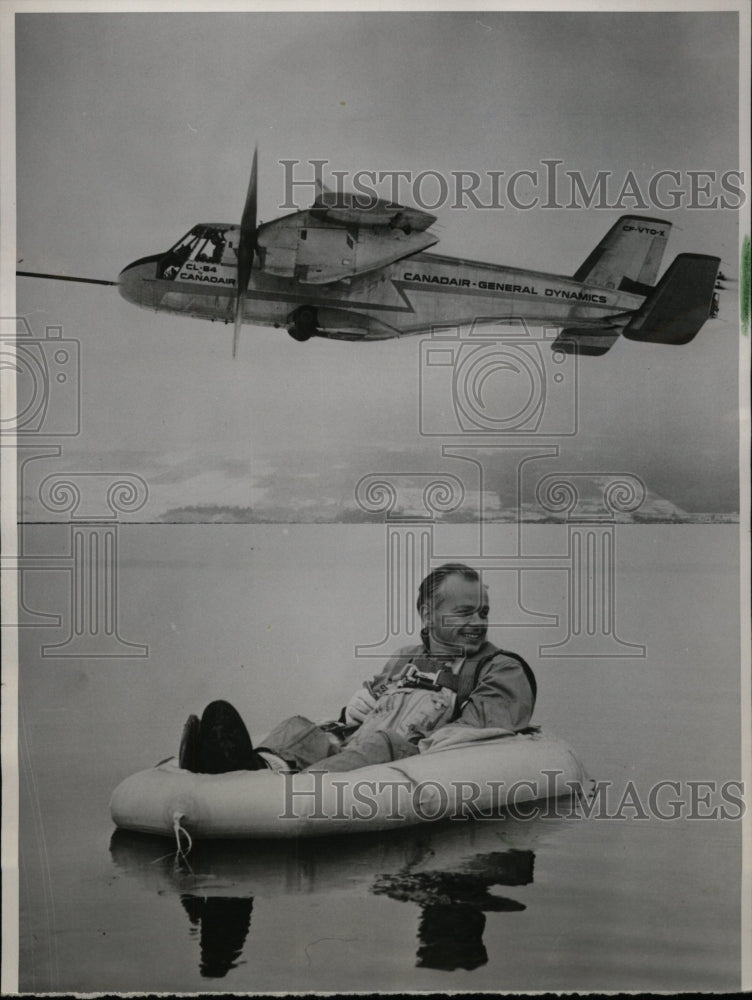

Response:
(117, 265), (141, 306)
(117, 256), (159, 307)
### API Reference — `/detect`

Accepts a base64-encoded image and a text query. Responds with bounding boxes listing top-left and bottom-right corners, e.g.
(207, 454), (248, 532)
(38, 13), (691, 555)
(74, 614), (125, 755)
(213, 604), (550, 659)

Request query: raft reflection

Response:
(110, 814), (550, 977)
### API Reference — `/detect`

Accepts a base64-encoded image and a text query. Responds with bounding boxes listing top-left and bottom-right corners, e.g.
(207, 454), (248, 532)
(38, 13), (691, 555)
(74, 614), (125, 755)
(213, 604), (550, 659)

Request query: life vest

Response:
(384, 643), (537, 722)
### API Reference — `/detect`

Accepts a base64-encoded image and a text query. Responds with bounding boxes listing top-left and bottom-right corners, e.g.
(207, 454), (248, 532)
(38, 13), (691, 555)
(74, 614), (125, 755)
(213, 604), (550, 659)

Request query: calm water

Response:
(18, 524), (742, 992)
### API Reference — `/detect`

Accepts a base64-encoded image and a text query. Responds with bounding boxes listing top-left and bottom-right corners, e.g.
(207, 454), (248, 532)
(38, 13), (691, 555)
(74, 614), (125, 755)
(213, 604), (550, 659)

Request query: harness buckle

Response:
(403, 663), (442, 690)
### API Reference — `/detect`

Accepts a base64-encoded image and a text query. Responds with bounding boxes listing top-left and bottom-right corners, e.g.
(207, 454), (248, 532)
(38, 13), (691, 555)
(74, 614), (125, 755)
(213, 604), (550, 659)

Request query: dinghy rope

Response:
(172, 811), (193, 862)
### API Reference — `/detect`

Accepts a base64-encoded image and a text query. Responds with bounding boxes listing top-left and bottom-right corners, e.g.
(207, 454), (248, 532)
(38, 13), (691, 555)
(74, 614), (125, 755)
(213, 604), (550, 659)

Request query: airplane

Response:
(17, 150), (724, 358)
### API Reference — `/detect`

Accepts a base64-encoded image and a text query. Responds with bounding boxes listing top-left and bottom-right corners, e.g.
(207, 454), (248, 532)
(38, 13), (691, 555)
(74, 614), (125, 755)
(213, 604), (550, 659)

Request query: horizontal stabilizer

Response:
(551, 328), (620, 357)
(623, 253), (721, 345)
(574, 215), (671, 290)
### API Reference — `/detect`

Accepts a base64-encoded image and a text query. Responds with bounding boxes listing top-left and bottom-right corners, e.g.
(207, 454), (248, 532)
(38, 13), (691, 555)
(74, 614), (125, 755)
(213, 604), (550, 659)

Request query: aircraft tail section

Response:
(574, 215), (672, 291)
(623, 253), (721, 345)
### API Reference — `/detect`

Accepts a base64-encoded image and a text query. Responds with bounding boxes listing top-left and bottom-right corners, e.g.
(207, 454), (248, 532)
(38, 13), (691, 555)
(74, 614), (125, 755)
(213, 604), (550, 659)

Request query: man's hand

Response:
(344, 685), (378, 724)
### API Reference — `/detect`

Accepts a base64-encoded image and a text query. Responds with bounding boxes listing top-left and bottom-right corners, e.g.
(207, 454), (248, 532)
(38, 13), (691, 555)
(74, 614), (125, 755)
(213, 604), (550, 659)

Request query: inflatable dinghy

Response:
(111, 730), (588, 840)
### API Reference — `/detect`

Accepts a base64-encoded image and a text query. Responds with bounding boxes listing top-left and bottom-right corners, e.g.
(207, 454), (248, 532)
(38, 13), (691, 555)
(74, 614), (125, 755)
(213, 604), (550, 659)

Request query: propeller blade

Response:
(17, 270), (117, 286)
(232, 309), (243, 359)
(232, 148), (258, 358)
(240, 146), (258, 243)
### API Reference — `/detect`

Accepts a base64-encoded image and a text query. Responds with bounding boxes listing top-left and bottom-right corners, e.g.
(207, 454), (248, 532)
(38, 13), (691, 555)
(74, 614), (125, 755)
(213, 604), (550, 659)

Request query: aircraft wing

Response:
(257, 211), (438, 285)
(310, 187), (436, 232)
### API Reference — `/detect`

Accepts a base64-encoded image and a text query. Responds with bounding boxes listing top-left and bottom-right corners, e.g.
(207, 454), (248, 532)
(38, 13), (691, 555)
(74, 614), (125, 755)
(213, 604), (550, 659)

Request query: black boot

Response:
(198, 700), (268, 773)
(179, 714), (201, 772)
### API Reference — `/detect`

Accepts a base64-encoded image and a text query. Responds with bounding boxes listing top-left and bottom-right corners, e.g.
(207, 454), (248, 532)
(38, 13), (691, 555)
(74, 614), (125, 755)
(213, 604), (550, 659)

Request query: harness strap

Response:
(378, 645), (537, 722)
(452, 648), (537, 720)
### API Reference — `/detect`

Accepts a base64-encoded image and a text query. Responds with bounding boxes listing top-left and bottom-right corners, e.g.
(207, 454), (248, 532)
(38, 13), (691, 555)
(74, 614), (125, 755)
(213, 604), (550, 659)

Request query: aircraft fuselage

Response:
(119, 246), (644, 340)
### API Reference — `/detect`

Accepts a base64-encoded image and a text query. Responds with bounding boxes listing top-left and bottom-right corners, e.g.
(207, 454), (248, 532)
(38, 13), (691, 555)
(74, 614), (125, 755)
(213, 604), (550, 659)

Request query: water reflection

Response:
(180, 895), (254, 978)
(110, 815), (551, 978)
(373, 849), (533, 970)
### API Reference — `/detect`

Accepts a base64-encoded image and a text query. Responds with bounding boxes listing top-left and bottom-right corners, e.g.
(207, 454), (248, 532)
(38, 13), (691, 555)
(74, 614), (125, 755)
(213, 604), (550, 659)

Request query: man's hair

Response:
(416, 563), (480, 613)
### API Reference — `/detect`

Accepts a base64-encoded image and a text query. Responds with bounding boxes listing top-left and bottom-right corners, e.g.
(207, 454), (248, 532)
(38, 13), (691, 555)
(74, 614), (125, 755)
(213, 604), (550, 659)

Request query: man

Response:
(179, 563), (536, 774)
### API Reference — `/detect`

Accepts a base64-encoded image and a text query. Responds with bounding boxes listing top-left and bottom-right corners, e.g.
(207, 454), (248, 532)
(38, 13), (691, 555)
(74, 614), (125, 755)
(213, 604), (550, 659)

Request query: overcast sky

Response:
(13, 10), (743, 516)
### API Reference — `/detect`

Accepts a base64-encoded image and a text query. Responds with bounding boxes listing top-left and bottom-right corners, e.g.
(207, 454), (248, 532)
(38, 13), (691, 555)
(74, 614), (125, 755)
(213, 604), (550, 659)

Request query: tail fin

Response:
(623, 253), (721, 345)
(574, 215), (672, 291)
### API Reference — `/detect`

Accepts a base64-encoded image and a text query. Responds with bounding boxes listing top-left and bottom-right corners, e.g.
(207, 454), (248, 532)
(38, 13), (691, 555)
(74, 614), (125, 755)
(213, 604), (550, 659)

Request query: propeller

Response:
(233, 147), (258, 359)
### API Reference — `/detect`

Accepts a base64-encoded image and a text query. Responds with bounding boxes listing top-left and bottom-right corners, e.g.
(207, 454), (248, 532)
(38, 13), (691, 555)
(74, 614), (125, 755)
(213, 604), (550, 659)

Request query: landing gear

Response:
(287, 305), (319, 342)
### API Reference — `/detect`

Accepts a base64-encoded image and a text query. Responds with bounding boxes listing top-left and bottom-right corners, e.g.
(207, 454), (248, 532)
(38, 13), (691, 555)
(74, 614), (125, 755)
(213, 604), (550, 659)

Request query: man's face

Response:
(423, 574), (490, 655)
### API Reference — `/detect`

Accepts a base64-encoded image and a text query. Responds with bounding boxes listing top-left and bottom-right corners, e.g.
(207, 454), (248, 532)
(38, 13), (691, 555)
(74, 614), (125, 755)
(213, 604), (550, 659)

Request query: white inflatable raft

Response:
(110, 730), (588, 840)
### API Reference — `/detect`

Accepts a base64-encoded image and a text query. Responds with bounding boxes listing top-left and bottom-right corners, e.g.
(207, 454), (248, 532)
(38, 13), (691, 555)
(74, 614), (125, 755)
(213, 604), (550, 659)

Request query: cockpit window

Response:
(157, 225), (232, 280)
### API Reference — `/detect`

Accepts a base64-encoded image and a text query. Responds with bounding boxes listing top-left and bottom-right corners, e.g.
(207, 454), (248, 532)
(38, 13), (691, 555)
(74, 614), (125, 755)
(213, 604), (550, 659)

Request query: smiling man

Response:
(179, 563), (537, 774)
